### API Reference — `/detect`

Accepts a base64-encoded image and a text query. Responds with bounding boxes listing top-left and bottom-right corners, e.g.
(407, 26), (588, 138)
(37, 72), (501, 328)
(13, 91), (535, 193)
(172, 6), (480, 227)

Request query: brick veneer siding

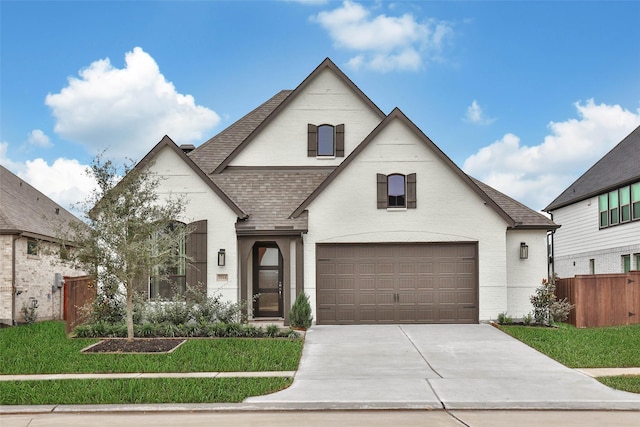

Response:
(1, 236), (85, 325)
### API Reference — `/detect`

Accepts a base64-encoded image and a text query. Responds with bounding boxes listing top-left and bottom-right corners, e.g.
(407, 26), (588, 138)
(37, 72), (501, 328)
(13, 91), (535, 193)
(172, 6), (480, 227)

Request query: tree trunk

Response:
(126, 289), (134, 341)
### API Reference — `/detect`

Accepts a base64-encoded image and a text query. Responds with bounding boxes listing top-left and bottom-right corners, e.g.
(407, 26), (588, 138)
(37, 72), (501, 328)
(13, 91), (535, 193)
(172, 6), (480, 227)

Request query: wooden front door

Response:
(253, 243), (283, 317)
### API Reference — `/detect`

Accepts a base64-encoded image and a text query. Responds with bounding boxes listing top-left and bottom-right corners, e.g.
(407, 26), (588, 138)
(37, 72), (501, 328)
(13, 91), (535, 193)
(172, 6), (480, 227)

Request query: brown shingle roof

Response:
(0, 165), (84, 239)
(212, 168), (333, 232)
(188, 90), (292, 174)
(472, 178), (558, 229)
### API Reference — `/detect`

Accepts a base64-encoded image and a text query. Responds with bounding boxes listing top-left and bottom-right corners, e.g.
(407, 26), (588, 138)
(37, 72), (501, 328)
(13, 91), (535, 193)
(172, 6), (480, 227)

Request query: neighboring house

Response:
(134, 58), (557, 324)
(545, 126), (640, 278)
(0, 165), (87, 325)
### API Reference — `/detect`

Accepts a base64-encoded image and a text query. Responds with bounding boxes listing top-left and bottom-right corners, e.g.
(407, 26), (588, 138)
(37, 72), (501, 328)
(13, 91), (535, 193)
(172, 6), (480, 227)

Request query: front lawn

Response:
(500, 323), (640, 394)
(0, 321), (302, 405)
(0, 321), (302, 374)
(499, 323), (640, 368)
(0, 377), (291, 405)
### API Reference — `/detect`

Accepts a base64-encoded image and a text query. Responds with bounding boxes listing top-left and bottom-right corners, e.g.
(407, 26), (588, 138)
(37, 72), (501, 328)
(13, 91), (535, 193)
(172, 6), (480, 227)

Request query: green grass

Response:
(500, 323), (640, 368)
(598, 376), (640, 394)
(0, 321), (303, 374)
(0, 377), (292, 405)
(497, 323), (640, 395)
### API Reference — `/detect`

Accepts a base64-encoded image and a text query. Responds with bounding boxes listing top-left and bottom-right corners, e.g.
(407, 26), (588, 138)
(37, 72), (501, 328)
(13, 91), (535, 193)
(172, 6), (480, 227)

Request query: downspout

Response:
(11, 234), (20, 325)
(547, 213), (555, 281)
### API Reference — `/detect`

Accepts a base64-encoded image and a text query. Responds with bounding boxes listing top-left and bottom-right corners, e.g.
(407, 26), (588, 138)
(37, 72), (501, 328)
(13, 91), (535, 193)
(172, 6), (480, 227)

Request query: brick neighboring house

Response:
(128, 58), (557, 324)
(0, 165), (86, 325)
(544, 125), (640, 277)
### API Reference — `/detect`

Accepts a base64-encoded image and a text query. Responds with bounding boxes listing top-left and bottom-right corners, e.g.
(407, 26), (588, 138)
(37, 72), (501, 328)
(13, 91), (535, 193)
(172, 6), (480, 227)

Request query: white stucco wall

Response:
(229, 67), (383, 167)
(302, 118), (511, 321)
(505, 229), (549, 318)
(150, 147), (241, 303)
(551, 198), (640, 277)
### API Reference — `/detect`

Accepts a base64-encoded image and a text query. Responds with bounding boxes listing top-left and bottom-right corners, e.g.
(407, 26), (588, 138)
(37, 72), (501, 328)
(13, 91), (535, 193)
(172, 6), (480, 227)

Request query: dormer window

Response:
(308, 124), (345, 158)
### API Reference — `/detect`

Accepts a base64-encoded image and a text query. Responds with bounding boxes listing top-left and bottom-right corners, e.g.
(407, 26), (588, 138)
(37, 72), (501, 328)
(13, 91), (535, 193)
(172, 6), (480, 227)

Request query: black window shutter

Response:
(377, 173), (388, 209)
(307, 124), (317, 157)
(186, 220), (207, 299)
(407, 173), (417, 209)
(336, 124), (345, 157)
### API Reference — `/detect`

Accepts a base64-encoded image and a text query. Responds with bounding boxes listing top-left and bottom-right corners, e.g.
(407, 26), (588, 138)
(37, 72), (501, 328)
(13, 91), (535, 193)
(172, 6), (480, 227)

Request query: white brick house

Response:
(0, 165), (86, 325)
(134, 58), (557, 324)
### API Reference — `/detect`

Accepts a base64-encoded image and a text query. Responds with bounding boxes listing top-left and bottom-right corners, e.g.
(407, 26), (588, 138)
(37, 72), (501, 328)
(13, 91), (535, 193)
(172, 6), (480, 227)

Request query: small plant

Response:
(289, 292), (312, 330)
(530, 277), (574, 326)
(497, 312), (513, 325)
(522, 312), (533, 326)
(266, 324), (280, 338)
(20, 302), (38, 324)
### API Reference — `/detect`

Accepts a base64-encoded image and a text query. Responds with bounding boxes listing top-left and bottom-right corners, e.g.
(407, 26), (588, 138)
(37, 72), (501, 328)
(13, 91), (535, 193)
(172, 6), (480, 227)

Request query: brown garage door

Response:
(316, 243), (478, 324)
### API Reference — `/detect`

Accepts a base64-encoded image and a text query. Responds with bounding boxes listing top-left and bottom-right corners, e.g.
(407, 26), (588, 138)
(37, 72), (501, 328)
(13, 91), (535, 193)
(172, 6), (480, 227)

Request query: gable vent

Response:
(180, 144), (196, 154)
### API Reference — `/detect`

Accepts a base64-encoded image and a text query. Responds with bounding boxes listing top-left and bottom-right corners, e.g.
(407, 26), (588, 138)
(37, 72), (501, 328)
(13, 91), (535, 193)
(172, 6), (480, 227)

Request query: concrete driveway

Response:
(247, 324), (640, 410)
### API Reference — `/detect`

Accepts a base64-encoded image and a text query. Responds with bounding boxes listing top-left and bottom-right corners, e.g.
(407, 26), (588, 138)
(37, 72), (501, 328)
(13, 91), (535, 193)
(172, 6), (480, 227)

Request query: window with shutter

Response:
(186, 220), (207, 299)
(308, 123), (345, 157)
(377, 173), (417, 210)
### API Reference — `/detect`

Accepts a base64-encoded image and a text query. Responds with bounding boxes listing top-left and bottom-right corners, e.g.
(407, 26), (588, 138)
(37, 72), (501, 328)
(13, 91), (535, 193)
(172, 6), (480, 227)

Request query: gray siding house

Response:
(545, 126), (640, 277)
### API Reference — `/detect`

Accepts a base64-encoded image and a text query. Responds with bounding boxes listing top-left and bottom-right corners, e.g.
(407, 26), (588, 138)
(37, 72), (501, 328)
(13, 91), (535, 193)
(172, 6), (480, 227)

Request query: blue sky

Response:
(1, 0), (639, 214)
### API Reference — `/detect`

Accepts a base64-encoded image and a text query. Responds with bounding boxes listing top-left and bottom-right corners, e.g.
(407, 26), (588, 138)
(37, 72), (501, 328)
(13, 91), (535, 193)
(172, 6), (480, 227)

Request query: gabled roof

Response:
(292, 108), (555, 230)
(138, 136), (248, 219)
(0, 165), (84, 239)
(545, 125), (640, 212)
(292, 108), (515, 225)
(188, 90), (292, 174)
(211, 58), (387, 174)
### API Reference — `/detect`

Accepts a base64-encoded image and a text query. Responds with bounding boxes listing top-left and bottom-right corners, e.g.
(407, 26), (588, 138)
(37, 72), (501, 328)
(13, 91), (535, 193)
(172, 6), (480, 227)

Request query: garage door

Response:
(316, 243), (478, 324)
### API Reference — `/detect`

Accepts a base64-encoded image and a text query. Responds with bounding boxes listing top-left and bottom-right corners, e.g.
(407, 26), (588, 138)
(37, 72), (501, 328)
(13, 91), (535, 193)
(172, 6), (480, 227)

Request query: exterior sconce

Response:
(218, 249), (226, 266)
(520, 242), (529, 259)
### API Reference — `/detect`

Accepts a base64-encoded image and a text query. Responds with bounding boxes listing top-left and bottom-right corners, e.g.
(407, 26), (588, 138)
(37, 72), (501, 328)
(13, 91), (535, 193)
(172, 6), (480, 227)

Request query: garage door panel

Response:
(316, 243), (478, 325)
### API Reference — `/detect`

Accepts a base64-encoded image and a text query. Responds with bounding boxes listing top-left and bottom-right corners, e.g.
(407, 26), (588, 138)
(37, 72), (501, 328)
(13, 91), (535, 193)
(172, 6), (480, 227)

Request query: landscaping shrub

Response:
(530, 277), (574, 326)
(497, 312), (513, 325)
(289, 292), (312, 330)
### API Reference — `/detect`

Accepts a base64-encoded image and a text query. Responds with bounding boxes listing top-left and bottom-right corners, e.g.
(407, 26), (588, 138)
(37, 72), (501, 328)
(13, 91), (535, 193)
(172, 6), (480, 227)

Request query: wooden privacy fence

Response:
(556, 271), (640, 328)
(63, 275), (96, 332)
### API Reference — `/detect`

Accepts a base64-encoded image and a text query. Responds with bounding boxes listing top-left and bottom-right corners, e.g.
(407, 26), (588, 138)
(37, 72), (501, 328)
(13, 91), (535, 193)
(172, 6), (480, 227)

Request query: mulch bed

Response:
(82, 338), (185, 354)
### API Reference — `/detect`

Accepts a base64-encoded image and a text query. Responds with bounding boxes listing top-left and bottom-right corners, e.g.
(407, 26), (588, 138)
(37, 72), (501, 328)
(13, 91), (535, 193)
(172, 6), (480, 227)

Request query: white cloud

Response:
(463, 99), (640, 211)
(1, 145), (95, 218)
(313, 1), (453, 72)
(45, 47), (219, 160)
(27, 129), (52, 148)
(20, 158), (97, 218)
(465, 100), (495, 125)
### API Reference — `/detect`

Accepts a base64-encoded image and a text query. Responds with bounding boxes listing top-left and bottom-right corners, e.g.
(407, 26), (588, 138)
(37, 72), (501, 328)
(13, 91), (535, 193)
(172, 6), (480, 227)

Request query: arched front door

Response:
(253, 243), (283, 318)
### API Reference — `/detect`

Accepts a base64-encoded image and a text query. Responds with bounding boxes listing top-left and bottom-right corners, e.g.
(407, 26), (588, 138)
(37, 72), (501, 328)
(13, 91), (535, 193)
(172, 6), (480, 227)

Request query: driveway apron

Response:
(246, 324), (640, 410)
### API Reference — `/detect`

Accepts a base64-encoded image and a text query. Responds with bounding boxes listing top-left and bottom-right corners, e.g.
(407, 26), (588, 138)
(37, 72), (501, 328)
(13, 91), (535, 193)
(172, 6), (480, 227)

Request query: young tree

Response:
(67, 154), (189, 340)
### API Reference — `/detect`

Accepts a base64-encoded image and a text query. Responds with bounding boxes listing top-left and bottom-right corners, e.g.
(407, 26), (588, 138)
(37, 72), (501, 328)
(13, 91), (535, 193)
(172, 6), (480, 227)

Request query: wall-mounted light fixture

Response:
(218, 249), (226, 266)
(520, 242), (529, 259)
